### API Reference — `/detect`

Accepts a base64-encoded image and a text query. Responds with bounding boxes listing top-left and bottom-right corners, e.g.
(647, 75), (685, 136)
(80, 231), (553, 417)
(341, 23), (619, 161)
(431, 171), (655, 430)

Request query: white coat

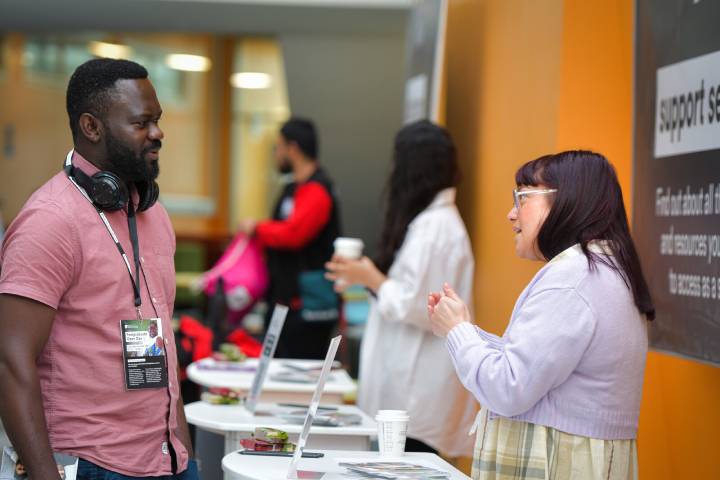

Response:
(357, 188), (478, 456)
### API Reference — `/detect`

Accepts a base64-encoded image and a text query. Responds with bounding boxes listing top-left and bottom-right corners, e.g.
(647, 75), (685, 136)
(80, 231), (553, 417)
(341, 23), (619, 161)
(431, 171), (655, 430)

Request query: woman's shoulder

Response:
(532, 253), (590, 288)
(535, 253), (629, 298)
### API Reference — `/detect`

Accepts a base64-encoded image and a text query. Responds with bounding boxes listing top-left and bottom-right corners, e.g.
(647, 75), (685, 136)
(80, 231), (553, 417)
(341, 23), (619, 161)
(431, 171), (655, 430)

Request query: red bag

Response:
(199, 232), (269, 325)
(227, 328), (263, 358)
(176, 316), (262, 383)
(179, 315), (214, 363)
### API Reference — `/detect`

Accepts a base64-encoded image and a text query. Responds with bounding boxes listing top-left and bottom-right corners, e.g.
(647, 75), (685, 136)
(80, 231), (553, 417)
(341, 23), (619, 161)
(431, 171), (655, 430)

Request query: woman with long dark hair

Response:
(428, 151), (653, 479)
(326, 120), (477, 457)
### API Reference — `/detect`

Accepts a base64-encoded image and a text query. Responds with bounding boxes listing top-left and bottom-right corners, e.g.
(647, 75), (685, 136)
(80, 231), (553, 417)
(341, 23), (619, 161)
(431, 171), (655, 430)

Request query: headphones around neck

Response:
(63, 150), (159, 212)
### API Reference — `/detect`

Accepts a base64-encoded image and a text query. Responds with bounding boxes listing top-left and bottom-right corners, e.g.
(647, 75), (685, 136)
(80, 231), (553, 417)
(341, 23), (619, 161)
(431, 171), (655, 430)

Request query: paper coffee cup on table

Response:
(333, 237), (364, 259)
(375, 409), (409, 457)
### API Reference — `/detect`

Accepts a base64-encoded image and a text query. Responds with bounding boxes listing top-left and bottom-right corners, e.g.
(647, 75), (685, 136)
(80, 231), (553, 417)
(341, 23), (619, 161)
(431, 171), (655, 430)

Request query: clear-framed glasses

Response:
(512, 188), (558, 210)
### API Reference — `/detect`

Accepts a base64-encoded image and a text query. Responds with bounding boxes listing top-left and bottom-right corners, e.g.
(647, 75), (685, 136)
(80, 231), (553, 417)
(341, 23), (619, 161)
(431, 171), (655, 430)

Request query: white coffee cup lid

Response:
(376, 409), (409, 421)
(333, 237), (364, 249)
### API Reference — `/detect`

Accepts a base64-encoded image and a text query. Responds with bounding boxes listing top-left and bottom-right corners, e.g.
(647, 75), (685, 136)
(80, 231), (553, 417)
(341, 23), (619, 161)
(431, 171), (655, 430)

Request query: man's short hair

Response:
(66, 58), (148, 139)
(280, 117), (318, 159)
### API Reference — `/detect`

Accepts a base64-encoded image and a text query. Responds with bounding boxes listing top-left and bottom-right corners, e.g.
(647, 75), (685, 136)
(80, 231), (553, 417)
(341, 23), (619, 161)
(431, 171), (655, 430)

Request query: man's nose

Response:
(149, 122), (164, 141)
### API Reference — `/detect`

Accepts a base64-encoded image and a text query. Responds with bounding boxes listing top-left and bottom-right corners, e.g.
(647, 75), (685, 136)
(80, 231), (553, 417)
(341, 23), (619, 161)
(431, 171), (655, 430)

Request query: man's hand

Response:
(238, 219), (258, 236)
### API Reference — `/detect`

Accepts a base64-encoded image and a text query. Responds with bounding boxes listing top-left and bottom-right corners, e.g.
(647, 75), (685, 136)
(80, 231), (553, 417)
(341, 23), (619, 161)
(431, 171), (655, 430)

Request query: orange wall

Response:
(445, 0), (720, 478)
(446, 0), (565, 334)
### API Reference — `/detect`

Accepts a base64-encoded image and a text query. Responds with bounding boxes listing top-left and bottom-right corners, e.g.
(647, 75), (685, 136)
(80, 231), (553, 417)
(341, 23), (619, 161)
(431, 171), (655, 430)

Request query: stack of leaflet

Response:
(195, 359), (255, 372)
(338, 461), (450, 479)
(268, 371), (320, 383)
(276, 410), (362, 427)
(269, 361), (341, 383)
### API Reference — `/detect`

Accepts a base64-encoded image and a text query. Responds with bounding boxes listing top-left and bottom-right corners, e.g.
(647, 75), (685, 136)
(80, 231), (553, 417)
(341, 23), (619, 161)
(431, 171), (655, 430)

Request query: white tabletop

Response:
(185, 402), (376, 437)
(187, 358), (356, 397)
(222, 450), (470, 480)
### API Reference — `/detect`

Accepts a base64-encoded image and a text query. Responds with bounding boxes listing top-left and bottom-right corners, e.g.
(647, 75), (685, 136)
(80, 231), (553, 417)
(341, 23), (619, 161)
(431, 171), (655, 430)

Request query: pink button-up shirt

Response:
(0, 152), (188, 476)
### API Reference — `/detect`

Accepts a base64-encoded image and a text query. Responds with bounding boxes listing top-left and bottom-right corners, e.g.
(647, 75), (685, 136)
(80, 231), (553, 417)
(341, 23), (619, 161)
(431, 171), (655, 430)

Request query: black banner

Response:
(634, 0), (720, 365)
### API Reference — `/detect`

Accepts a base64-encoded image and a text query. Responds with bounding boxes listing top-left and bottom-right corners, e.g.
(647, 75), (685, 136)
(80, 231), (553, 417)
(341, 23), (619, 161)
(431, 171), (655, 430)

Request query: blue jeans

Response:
(77, 459), (199, 480)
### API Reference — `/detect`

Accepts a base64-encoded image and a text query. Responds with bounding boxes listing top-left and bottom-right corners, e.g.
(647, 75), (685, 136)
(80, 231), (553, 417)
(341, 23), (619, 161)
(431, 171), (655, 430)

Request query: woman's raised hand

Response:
(325, 256), (386, 293)
(428, 283), (471, 337)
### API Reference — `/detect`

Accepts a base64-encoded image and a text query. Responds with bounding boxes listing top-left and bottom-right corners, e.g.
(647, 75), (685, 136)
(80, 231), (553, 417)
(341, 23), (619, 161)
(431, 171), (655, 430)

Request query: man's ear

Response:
(78, 113), (104, 144)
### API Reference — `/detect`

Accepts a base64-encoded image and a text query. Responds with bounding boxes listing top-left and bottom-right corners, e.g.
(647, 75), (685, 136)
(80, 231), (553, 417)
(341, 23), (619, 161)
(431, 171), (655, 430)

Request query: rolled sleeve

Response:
(0, 202), (77, 309)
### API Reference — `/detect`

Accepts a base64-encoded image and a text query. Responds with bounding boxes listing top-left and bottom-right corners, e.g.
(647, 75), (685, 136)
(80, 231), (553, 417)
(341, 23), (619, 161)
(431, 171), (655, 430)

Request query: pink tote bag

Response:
(199, 232), (269, 323)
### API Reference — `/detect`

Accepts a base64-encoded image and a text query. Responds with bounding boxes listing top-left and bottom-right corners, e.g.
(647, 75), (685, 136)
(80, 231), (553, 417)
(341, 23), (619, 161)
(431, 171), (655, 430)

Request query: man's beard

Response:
(105, 130), (160, 182)
(277, 157), (292, 174)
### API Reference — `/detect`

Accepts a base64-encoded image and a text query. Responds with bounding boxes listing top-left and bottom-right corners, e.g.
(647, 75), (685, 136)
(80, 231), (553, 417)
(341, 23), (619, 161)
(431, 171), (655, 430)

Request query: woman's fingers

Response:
(324, 260), (346, 273)
(443, 283), (463, 302)
(437, 293), (465, 317)
(429, 299), (454, 338)
(427, 292), (441, 306)
(333, 281), (348, 293)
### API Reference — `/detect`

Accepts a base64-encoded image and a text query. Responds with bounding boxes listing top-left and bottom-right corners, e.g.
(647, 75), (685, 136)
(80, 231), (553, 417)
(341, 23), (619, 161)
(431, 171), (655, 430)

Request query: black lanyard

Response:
(125, 199), (143, 310)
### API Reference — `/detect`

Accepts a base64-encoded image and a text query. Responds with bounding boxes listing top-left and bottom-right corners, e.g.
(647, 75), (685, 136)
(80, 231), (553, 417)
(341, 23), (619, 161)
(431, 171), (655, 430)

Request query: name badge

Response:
(120, 318), (168, 390)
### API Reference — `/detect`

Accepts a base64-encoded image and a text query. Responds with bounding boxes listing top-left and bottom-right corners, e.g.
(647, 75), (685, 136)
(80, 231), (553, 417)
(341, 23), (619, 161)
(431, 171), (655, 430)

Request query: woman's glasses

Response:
(512, 188), (557, 210)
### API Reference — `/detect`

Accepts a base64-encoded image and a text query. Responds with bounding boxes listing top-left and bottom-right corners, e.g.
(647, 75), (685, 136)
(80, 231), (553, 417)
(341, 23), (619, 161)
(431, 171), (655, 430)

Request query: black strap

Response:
(126, 198), (142, 308)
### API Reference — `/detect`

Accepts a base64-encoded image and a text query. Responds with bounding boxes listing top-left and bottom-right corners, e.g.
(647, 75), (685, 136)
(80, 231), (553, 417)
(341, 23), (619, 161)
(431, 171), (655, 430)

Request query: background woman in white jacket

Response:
(325, 120), (477, 456)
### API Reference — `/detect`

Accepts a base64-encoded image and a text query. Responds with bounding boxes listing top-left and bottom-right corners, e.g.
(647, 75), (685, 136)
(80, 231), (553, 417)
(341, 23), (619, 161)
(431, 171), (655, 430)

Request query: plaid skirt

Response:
(471, 408), (638, 480)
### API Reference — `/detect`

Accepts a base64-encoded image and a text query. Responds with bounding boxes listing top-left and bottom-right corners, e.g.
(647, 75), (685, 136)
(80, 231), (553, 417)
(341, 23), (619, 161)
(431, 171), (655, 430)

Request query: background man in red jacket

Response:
(242, 117), (341, 359)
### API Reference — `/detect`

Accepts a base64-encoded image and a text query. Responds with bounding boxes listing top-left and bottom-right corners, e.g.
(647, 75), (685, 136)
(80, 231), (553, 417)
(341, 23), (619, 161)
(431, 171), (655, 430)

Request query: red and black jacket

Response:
(255, 167), (341, 314)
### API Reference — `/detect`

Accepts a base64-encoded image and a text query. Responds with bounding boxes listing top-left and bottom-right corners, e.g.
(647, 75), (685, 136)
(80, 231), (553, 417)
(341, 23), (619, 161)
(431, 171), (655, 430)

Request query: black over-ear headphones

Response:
(63, 150), (159, 212)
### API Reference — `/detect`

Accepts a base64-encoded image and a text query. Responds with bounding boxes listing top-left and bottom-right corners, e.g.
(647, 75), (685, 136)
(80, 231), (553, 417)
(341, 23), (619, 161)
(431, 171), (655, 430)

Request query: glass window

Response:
(1, 33), (220, 235)
(23, 35), (94, 82)
(22, 35), (188, 105)
(229, 37), (291, 229)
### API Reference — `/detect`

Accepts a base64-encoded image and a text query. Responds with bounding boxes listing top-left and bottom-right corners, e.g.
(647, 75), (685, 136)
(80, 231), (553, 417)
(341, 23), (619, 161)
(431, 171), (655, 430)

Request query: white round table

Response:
(222, 450), (470, 479)
(187, 358), (356, 405)
(185, 401), (376, 455)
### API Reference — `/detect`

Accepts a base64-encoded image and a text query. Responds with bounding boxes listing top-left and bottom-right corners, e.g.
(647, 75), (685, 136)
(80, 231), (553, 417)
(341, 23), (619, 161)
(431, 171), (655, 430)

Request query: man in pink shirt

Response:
(0, 59), (196, 479)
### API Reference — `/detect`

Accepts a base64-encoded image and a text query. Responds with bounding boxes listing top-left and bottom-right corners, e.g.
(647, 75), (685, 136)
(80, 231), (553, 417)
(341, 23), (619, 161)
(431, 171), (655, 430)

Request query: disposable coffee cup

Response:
(375, 409), (409, 457)
(333, 237), (364, 260)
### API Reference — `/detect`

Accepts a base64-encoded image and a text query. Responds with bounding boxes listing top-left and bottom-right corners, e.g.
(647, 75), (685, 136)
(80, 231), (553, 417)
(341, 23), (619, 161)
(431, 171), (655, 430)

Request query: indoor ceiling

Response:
(0, 0), (411, 35)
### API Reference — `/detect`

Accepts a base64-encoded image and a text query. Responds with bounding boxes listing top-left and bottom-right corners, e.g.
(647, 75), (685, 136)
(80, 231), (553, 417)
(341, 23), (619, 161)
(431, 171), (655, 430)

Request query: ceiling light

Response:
(88, 41), (132, 59)
(230, 72), (272, 89)
(166, 54), (212, 72)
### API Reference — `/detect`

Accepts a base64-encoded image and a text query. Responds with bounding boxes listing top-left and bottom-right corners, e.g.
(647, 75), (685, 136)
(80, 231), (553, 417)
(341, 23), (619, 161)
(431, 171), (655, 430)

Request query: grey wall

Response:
(280, 32), (406, 257)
